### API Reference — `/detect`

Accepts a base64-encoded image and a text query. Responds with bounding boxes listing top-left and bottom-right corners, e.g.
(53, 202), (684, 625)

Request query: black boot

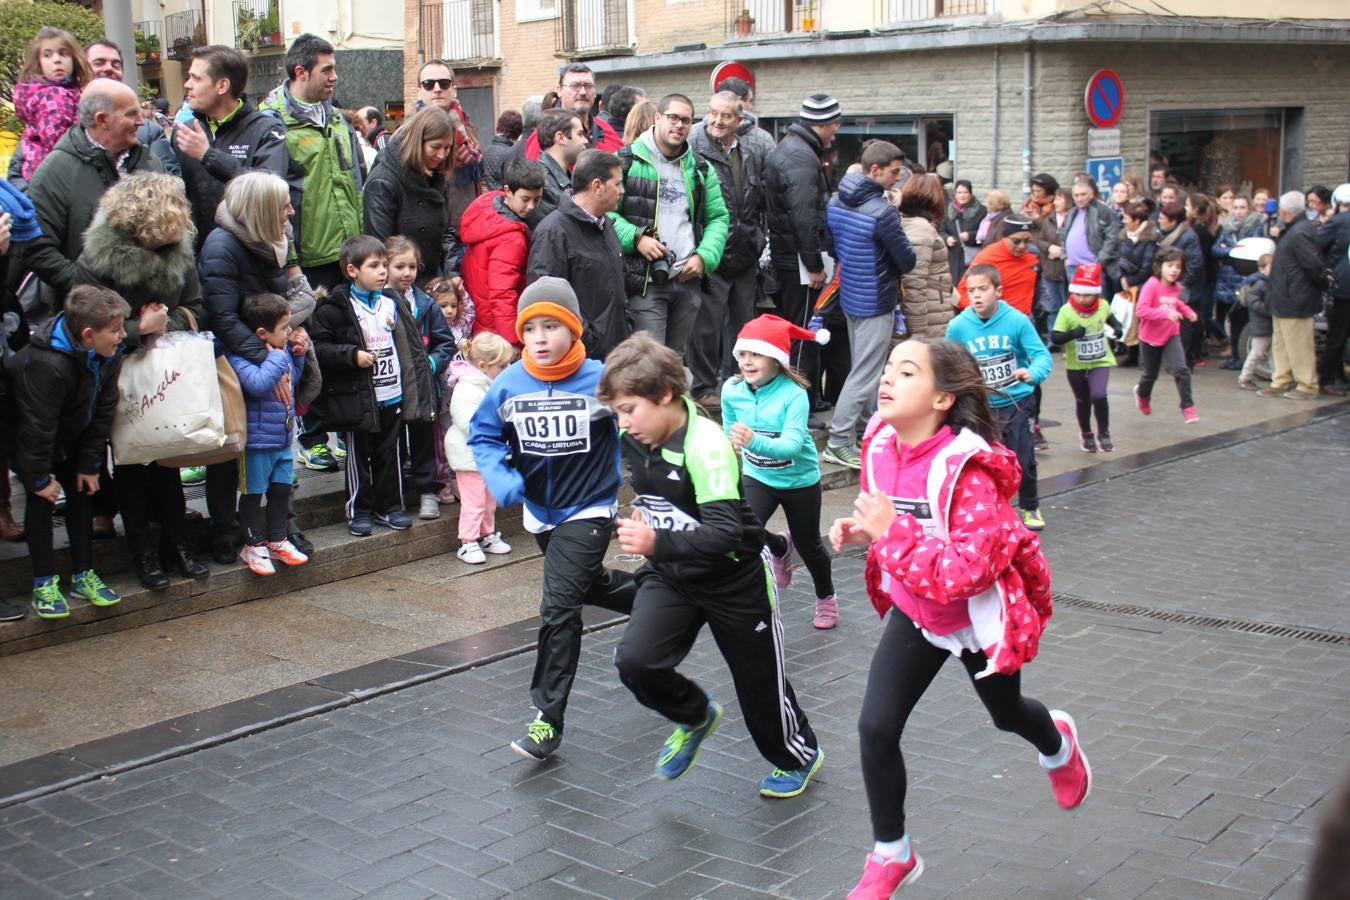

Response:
(288, 530), (314, 557)
(134, 552), (170, 591)
(169, 544), (209, 580)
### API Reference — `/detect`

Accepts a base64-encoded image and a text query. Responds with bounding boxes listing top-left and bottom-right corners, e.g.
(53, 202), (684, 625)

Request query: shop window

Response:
(1150, 108), (1294, 196)
(759, 114), (953, 188)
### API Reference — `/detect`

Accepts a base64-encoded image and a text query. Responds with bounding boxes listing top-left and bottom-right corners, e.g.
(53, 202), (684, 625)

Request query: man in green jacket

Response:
(611, 93), (729, 359)
(259, 33), (364, 291)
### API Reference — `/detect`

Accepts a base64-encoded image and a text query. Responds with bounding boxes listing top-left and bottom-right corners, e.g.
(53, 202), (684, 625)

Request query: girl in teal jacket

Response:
(720, 315), (837, 628)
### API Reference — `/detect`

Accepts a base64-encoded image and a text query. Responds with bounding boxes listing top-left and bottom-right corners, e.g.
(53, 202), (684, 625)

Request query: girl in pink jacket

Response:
(13, 28), (91, 181)
(831, 336), (1091, 899)
(1133, 246), (1200, 422)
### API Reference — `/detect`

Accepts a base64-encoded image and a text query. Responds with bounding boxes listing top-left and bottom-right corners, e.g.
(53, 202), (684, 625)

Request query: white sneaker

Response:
(480, 531), (512, 555)
(239, 544), (275, 576)
(457, 541), (486, 564)
(419, 493), (441, 520)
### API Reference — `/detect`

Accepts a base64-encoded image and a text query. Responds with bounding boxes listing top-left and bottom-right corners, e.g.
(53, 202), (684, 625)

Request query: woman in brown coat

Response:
(896, 174), (955, 338)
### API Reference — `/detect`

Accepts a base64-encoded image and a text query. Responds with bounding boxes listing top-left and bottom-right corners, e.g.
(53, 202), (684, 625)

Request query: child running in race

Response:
(603, 332), (824, 799)
(469, 277), (635, 760)
(1050, 263), (1124, 453)
(1133, 247), (1200, 422)
(720, 315), (837, 629)
(444, 332), (515, 564)
(831, 336), (1090, 898)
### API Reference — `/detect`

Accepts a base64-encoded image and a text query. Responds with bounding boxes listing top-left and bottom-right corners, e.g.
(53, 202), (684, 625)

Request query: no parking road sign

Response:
(1084, 69), (1125, 128)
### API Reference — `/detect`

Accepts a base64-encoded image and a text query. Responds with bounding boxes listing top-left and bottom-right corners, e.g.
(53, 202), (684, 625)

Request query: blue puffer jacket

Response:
(1212, 213), (1266, 305)
(229, 348), (305, 450)
(823, 173), (916, 317)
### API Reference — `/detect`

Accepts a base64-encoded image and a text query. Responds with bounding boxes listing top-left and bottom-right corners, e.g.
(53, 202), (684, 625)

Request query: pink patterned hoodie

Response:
(860, 417), (1054, 677)
(14, 79), (81, 181)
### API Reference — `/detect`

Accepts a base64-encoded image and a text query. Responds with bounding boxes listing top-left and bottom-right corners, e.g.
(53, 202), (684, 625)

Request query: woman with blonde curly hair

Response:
(75, 172), (212, 590)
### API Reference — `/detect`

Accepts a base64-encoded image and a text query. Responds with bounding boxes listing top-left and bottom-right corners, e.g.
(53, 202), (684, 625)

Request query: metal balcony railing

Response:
(555, 0), (629, 58)
(725, 1), (820, 39)
(876, 0), (987, 25)
(420, 0), (498, 63)
(133, 20), (163, 66)
(234, 0), (284, 51)
(165, 10), (206, 62)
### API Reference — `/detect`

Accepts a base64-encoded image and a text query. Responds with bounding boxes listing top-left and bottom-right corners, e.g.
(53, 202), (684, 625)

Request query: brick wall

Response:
(592, 40), (1350, 195)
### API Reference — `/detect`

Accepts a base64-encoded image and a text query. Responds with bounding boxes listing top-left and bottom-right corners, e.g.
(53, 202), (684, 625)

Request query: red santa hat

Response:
(1068, 262), (1103, 295)
(733, 314), (830, 369)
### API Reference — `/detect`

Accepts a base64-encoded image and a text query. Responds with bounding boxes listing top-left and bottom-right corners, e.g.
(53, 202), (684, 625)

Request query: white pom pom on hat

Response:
(733, 314), (830, 369)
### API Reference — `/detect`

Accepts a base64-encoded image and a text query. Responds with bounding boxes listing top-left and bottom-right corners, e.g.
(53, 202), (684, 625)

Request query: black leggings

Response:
(238, 483), (292, 545)
(742, 477), (834, 598)
(858, 610), (1062, 840)
(1065, 367), (1110, 435)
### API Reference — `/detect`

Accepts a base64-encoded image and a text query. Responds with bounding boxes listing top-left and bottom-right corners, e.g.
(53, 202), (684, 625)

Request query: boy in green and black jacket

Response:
(600, 332), (823, 800)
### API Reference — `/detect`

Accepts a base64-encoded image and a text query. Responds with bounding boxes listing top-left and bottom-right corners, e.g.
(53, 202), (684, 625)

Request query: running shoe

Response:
(480, 531), (512, 555)
(822, 442), (862, 470)
(418, 493), (441, 520)
(31, 577), (68, 619)
(331, 437), (348, 461)
(1020, 508), (1046, 531)
(769, 530), (796, 589)
(1096, 432), (1114, 453)
(655, 699), (723, 780)
(1181, 406), (1200, 423)
(298, 444), (339, 472)
(179, 466), (206, 485)
(457, 541), (486, 564)
(1133, 384), (1151, 415)
(813, 594), (838, 630)
(267, 539), (309, 566)
(847, 849), (924, 899)
(1033, 424), (1050, 451)
(759, 746), (824, 798)
(1079, 433), (1097, 453)
(70, 570), (120, 607)
(374, 509), (412, 531)
(239, 544), (276, 576)
(511, 714), (561, 760)
(1046, 710), (1092, 810)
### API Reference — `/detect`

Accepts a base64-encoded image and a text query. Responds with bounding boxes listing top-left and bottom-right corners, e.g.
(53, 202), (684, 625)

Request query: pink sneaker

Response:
(239, 544), (275, 576)
(1181, 406), (1199, 424)
(267, 539), (309, 566)
(1133, 384), (1151, 415)
(769, 530), (796, 589)
(848, 850), (924, 899)
(1046, 710), (1091, 810)
(813, 594), (838, 629)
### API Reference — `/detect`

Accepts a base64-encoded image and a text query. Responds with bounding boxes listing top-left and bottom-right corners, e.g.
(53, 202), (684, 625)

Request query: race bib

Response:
(742, 429), (790, 470)
(1075, 331), (1107, 362)
(979, 351), (1017, 388)
(632, 494), (699, 532)
(513, 396), (590, 457)
(888, 496), (939, 536)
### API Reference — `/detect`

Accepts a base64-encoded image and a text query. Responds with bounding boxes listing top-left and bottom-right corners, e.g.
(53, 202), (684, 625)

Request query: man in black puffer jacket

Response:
(172, 46), (288, 252)
(1261, 191), (1326, 399)
(764, 94), (840, 407)
(1315, 184), (1350, 395)
(686, 90), (767, 401)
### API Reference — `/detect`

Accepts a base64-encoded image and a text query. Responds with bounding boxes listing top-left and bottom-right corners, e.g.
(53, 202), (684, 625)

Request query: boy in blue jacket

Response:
(469, 276), (636, 761)
(945, 263), (1053, 530)
(229, 293), (309, 576)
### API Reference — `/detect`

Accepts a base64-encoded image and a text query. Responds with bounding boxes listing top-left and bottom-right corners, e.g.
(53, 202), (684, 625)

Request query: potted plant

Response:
(236, 7), (259, 49)
(734, 8), (755, 37)
(261, 4), (281, 46)
(134, 29), (147, 63)
(144, 34), (160, 65)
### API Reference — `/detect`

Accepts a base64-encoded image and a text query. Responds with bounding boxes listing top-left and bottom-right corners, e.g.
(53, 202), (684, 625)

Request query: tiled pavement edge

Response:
(1, 411), (1347, 898)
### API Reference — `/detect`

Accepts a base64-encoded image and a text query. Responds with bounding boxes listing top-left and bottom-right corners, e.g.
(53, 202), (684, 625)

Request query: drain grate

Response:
(1052, 593), (1350, 646)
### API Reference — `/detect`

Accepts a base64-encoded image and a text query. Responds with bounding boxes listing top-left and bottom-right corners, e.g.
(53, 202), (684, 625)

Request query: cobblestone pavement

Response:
(2, 415), (1347, 899)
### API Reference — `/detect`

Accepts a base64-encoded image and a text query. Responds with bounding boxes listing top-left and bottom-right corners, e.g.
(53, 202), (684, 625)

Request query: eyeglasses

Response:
(561, 81), (595, 93)
(662, 113), (694, 128)
(420, 78), (454, 91)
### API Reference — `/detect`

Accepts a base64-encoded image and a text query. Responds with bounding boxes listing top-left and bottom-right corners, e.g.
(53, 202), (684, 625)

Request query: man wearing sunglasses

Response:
(610, 93), (729, 357)
(516, 63), (623, 163)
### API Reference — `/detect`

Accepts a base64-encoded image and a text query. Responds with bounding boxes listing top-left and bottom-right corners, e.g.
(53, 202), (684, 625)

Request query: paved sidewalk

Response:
(2, 414), (1347, 898)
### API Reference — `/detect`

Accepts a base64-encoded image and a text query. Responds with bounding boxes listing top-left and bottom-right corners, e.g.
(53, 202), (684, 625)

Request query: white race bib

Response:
(979, 351), (1017, 388)
(513, 396), (590, 457)
(742, 428), (790, 470)
(632, 494), (698, 532)
(1075, 331), (1106, 362)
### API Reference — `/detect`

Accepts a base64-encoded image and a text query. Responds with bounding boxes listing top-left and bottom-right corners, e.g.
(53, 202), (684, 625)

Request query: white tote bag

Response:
(111, 332), (226, 466)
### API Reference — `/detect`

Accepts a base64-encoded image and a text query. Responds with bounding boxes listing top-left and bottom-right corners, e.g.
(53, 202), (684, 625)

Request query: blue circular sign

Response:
(1084, 70), (1124, 128)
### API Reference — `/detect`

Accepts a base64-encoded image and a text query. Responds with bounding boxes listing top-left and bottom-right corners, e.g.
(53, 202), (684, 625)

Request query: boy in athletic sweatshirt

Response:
(945, 263), (1053, 530)
(468, 276), (635, 760)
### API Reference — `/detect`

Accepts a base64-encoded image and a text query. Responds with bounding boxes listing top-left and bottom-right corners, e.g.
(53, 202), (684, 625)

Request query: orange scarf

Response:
(522, 336), (586, 381)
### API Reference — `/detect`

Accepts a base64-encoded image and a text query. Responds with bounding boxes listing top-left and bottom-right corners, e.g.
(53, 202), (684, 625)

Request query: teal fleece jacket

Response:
(719, 372), (820, 489)
(945, 300), (1052, 408)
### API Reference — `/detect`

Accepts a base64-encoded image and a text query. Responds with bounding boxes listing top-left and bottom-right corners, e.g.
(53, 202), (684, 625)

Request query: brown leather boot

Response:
(0, 457), (23, 541)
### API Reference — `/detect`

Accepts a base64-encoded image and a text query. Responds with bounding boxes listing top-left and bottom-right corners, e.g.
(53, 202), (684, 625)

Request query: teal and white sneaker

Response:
(298, 444), (339, 472)
(70, 570), (121, 607)
(179, 466), (206, 485)
(332, 437), (348, 461)
(32, 576), (69, 619)
(655, 699), (723, 781)
(759, 746), (824, 798)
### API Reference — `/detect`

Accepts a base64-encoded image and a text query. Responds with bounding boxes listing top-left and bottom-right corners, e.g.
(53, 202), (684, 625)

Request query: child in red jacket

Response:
(461, 157), (544, 346)
(830, 336), (1091, 899)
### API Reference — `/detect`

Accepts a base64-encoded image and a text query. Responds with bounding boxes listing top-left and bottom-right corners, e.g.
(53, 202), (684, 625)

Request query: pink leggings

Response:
(455, 470), (496, 543)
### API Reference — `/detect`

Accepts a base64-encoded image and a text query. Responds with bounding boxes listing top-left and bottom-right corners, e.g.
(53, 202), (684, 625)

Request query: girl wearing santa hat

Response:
(1050, 263), (1126, 452)
(720, 315), (838, 628)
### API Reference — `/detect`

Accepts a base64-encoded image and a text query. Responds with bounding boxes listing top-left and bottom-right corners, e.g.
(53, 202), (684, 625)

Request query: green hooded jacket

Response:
(259, 82), (364, 268)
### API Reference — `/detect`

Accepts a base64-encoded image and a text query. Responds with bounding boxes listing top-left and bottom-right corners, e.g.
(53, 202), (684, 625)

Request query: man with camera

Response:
(610, 93), (729, 358)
